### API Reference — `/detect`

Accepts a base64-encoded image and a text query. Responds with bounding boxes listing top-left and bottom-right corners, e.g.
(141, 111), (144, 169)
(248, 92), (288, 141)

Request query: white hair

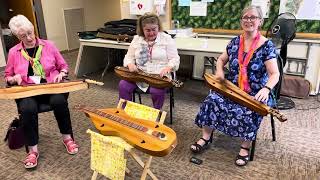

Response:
(8, 15), (34, 36)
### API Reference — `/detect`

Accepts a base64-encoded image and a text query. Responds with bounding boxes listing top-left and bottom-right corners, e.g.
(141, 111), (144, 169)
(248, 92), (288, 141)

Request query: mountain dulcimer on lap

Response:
(0, 79), (104, 99)
(204, 73), (287, 122)
(114, 66), (183, 88)
(75, 105), (177, 157)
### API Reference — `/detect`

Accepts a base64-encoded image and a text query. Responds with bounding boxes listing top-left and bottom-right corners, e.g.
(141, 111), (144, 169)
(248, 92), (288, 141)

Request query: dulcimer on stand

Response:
(75, 105), (177, 157)
(114, 66), (183, 88)
(204, 73), (287, 122)
(0, 79), (104, 100)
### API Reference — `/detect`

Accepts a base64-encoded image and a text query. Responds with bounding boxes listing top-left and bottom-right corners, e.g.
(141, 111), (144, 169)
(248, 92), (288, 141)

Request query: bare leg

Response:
(235, 140), (251, 166)
(190, 126), (214, 151)
(62, 134), (79, 154)
(28, 145), (38, 153)
(62, 134), (73, 140)
(24, 145), (39, 169)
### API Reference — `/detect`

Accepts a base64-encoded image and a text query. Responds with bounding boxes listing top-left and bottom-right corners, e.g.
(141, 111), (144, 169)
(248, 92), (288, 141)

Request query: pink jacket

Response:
(5, 38), (68, 85)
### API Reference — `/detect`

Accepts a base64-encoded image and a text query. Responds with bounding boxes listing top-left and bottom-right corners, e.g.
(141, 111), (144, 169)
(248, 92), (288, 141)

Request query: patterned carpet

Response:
(0, 51), (319, 180)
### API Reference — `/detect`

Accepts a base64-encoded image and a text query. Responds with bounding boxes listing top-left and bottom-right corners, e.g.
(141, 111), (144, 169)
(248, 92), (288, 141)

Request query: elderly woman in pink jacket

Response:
(4, 15), (78, 169)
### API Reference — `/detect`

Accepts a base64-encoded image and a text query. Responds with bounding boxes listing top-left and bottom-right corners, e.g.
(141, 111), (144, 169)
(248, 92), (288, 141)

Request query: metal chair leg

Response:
(132, 91), (136, 102)
(271, 114), (276, 141)
(170, 97), (173, 124)
(170, 88), (174, 108)
(250, 140), (256, 161)
(101, 49), (111, 81)
(138, 94), (142, 104)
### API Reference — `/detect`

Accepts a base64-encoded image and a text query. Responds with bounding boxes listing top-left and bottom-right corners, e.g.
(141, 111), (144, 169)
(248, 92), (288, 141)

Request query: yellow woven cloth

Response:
(124, 101), (160, 121)
(88, 130), (131, 180)
(88, 101), (161, 179)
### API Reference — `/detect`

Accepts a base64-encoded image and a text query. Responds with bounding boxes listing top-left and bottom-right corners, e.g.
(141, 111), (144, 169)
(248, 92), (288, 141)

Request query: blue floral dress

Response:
(195, 36), (277, 141)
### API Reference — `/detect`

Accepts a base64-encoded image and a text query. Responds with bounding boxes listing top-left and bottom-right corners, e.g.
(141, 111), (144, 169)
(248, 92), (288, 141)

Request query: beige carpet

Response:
(0, 51), (319, 180)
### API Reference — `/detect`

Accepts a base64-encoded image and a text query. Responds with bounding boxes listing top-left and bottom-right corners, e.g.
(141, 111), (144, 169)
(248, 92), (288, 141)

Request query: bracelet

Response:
(264, 85), (272, 91)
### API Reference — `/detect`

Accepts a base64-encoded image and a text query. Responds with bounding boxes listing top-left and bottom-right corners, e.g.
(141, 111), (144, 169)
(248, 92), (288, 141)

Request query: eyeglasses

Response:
(18, 31), (34, 40)
(241, 16), (260, 22)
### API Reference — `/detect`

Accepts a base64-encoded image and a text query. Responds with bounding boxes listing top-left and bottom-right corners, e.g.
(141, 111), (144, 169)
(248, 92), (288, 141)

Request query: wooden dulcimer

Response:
(114, 66), (183, 88)
(0, 79), (104, 99)
(75, 105), (177, 157)
(204, 73), (287, 122)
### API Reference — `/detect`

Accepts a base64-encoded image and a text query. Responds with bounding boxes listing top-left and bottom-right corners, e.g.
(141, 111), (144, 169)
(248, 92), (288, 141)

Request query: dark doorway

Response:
(0, 0), (47, 60)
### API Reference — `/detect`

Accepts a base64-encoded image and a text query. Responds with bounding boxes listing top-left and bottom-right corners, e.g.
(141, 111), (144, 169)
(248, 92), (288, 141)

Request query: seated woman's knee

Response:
(49, 94), (67, 106)
(18, 98), (38, 114)
(149, 87), (166, 95)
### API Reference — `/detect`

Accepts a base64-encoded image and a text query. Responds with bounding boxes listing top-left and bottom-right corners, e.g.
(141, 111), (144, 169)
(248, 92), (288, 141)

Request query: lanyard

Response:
(147, 41), (155, 61)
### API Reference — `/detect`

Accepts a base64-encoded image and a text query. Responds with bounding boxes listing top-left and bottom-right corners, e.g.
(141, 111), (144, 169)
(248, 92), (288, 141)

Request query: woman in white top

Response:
(119, 13), (180, 109)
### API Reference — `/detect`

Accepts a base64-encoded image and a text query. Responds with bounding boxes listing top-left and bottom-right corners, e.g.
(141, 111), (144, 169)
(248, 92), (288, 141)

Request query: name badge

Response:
(29, 76), (41, 84)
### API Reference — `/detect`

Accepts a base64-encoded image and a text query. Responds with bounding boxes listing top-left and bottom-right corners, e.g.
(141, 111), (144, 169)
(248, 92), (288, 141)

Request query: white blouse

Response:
(123, 32), (180, 75)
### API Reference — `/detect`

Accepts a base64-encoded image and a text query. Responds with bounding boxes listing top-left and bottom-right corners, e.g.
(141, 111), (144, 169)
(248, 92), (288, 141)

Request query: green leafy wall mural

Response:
(172, 0), (320, 33)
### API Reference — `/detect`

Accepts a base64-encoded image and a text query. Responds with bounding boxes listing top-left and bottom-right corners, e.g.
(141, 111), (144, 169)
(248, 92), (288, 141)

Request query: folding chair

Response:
(208, 56), (280, 161)
(249, 54), (284, 161)
(90, 98), (167, 180)
(14, 93), (71, 153)
(132, 71), (176, 124)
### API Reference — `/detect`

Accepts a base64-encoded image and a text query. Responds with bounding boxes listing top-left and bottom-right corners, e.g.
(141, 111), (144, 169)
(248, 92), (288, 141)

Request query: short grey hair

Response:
(9, 15), (34, 36)
(241, 5), (264, 26)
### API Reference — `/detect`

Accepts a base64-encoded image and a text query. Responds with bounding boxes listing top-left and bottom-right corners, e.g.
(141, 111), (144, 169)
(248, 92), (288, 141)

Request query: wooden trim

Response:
(33, 0), (47, 39)
(0, 23), (8, 62)
(194, 28), (243, 35)
(193, 28), (320, 39)
(168, 0), (172, 29)
(295, 32), (320, 39)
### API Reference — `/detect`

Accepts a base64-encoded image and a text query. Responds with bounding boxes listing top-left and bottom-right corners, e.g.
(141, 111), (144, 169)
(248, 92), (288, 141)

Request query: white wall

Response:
(0, 35), (6, 67)
(41, 0), (85, 50)
(40, 0), (171, 51)
(120, 0), (171, 30)
(41, 0), (124, 51)
(84, 0), (121, 31)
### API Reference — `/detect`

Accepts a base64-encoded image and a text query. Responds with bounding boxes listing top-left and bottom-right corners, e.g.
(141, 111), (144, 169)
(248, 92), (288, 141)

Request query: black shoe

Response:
(235, 146), (250, 166)
(190, 132), (213, 154)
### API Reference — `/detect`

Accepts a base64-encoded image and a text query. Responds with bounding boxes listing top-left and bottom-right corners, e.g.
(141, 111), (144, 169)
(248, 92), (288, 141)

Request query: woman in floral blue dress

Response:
(190, 6), (280, 166)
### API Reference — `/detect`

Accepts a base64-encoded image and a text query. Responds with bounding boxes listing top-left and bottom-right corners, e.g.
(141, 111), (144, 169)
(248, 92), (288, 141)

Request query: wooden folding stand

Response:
(90, 99), (167, 180)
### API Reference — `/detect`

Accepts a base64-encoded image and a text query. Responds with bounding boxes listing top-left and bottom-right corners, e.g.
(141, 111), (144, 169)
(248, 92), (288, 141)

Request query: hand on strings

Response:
(160, 66), (172, 77)
(254, 87), (270, 103)
(215, 69), (225, 81)
(127, 63), (138, 72)
(7, 74), (22, 85)
(54, 71), (67, 83)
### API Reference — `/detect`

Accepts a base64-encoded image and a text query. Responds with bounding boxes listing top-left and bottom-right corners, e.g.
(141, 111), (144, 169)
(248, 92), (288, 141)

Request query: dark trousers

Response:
(16, 93), (73, 146)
